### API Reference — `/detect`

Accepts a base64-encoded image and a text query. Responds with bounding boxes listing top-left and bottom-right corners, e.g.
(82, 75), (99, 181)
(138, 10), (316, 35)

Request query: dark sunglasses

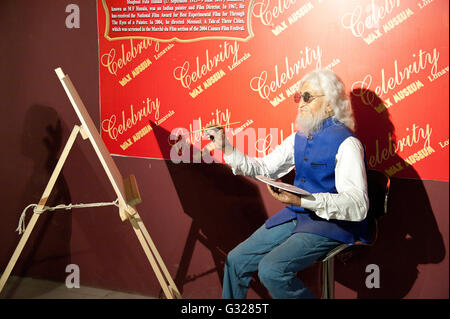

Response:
(294, 91), (324, 104)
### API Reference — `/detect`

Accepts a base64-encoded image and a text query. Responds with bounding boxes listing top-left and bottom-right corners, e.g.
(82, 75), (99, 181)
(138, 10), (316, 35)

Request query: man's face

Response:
(295, 80), (328, 135)
(297, 80), (326, 118)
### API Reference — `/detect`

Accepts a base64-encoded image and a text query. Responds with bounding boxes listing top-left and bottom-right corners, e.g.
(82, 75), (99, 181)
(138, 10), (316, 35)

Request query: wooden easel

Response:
(0, 68), (181, 299)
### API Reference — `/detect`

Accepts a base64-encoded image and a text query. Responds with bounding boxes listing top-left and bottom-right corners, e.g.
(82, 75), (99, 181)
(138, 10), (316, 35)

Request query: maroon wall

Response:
(0, 0), (447, 299)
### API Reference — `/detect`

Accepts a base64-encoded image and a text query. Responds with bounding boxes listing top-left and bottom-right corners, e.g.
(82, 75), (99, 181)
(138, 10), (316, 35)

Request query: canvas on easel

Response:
(0, 67), (181, 299)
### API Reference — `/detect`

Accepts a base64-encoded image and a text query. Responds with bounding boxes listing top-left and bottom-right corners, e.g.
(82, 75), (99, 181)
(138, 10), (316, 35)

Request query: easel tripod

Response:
(0, 68), (181, 299)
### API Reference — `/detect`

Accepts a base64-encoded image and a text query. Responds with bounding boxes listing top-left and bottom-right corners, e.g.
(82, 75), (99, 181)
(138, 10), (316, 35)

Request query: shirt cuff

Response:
(300, 194), (318, 210)
(223, 148), (236, 165)
(300, 194), (331, 220)
(223, 148), (245, 175)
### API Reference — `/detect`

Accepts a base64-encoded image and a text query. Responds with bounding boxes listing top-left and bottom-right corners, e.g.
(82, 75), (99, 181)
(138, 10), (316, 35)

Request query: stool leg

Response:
(321, 257), (335, 299)
(321, 260), (328, 299)
(327, 257), (335, 299)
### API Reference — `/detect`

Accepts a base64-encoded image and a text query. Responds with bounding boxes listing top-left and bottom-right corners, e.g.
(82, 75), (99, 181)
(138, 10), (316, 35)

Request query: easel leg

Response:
(0, 213), (40, 292)
(0, 125), (81, 293)
(133, 213), (182, 299)
(127, 214), (180, 299)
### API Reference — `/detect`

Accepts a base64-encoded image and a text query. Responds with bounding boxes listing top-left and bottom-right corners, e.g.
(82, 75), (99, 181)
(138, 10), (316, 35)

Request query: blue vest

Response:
(265, 117), (371, 244)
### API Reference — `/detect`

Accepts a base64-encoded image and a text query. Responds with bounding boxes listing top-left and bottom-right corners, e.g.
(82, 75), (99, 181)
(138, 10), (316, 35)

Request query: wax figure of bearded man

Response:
(206, 69), (370, 299)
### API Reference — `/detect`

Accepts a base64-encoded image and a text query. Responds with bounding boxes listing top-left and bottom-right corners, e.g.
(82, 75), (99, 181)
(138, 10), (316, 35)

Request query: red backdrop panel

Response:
(97, 0), (449, 181)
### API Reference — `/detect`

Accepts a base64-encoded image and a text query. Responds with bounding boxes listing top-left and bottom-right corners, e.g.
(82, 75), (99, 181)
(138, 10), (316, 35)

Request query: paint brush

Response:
(181, 121), (241, 136)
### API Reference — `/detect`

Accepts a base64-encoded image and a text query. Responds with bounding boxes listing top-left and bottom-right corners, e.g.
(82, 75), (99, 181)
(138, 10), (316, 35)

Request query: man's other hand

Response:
(266, 184), (302, 207)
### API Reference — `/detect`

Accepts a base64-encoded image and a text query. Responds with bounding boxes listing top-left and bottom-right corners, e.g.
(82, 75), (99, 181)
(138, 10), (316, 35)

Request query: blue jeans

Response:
(222, 220), (342, 299)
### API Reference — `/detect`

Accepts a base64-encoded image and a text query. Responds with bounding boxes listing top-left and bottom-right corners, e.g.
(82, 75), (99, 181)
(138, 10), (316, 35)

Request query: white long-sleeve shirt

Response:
(223, 132), (369, 222)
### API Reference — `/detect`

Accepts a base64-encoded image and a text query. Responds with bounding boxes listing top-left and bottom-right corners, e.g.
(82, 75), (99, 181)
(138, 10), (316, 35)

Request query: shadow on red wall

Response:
(331, 89), (446, 298)
(150, 121), (271, 298)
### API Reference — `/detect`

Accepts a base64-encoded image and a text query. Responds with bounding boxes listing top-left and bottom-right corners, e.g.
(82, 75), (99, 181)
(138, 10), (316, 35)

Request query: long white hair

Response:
(298, 69), (355, 131)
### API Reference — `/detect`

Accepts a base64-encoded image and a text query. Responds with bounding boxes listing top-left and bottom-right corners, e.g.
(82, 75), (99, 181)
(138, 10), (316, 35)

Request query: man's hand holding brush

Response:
(204, 123), (234, 155)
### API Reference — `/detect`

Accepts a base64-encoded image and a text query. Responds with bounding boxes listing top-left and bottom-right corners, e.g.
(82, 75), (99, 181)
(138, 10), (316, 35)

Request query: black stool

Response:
(320, 169), (390, 299)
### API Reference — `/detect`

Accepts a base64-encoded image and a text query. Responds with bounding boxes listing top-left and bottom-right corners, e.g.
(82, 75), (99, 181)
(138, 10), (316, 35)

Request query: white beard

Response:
(295, 107), (328, 136)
